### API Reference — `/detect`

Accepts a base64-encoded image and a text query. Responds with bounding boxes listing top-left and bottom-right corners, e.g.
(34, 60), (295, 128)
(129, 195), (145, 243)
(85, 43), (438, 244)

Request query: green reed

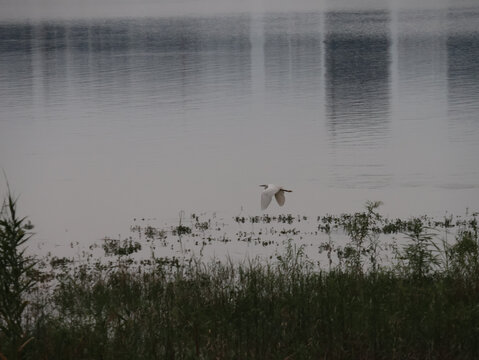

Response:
(0, 189), (37, 360)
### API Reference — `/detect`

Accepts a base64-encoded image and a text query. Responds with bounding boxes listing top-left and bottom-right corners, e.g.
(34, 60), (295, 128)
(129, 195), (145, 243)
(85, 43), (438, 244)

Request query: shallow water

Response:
(1, 2), (478, 255)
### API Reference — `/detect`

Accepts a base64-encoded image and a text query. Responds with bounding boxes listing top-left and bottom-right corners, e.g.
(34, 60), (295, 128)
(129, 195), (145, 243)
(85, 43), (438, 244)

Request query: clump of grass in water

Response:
(336, 200), (384, 274)
(102, 237), (142, 257)
(394, 217), (439, 278)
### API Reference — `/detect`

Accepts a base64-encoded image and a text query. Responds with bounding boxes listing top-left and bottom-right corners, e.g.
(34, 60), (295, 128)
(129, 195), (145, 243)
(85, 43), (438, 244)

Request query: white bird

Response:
(260, 184), (293, 210)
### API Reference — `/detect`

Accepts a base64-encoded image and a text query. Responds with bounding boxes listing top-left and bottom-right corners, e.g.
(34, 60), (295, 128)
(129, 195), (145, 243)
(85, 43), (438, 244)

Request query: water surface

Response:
(1, 3), (478, 253)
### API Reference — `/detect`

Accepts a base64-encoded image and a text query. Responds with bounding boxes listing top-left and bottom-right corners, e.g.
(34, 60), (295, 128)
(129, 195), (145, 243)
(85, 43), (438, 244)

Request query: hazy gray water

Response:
(1, 4), (479, 252)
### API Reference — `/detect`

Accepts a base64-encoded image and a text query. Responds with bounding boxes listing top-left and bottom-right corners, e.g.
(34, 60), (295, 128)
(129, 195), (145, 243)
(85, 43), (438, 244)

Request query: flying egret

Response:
(260, 184), (292, 210)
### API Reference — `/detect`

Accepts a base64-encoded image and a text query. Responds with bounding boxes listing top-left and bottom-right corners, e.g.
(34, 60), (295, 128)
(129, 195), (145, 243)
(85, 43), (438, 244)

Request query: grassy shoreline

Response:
(29, 260), (479, 359)
(2, 196), (479, 359)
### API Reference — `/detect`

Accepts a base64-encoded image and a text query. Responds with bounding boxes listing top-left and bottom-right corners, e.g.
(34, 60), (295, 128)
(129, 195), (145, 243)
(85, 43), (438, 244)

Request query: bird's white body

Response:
(260, 184), (292, 210)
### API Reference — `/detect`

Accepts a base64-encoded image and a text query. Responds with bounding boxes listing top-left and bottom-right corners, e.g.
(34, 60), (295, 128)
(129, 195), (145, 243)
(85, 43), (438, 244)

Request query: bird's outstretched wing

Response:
(261, 191), (273, 210)
(275, 190), (285, 206)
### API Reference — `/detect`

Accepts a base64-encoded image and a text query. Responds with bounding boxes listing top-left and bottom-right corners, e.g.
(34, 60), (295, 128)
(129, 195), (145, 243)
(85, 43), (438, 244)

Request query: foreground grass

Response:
(28, 260), (479, 360)
(2, 196), (479, 359)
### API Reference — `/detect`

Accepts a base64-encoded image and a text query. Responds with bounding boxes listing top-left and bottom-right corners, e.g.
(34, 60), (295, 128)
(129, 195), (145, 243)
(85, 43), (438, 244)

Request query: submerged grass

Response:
(1, 193), (479, 359)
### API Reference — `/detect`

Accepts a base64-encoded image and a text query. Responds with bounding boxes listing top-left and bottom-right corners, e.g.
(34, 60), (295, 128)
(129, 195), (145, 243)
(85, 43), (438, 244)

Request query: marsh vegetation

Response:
(1, 194), (479, 359)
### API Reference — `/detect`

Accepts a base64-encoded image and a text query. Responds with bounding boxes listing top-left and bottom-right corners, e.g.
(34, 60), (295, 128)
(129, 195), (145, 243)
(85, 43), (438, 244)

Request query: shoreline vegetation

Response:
(1, 193), (479, 359)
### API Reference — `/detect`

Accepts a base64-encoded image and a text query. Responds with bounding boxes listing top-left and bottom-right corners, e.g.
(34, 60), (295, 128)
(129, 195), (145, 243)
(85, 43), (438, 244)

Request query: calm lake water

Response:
(1, 2), (479, 254)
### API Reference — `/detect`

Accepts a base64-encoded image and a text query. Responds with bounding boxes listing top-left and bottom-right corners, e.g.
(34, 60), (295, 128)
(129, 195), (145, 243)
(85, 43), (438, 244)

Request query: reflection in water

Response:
(446, 8), (479, 189)
(447, 33), (479, 116)
(263, 13), (323, 103)
(392, 9), (449, 189)
(21, 18), (252, 114)
(0, 24), (34, 110)
(447, 8), (479, 125)
(325, 11), (391, 188)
